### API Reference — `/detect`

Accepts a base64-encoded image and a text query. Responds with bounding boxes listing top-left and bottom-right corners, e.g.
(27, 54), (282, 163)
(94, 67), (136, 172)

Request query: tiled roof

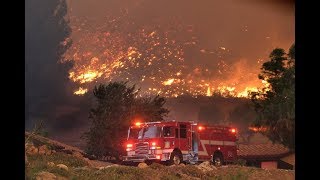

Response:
(281, 153), (295, 165)
(238, 143), (291, 159)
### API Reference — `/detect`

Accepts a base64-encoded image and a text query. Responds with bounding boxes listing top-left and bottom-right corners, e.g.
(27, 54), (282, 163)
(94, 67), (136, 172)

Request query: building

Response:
(238, 143), (294, 169)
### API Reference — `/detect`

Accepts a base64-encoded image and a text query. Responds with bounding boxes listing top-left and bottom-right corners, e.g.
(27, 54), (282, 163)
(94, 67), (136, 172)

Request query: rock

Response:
(56, 164), (69, 171)
(36, 171), (57, 180)
(26, 144), (38, 155)
(197, 161), (217, 172)
(47, 162), (55, 167)
(38, 145), (52, 155)
(73, 151), (83, 158)
(138, 162), (148, 168)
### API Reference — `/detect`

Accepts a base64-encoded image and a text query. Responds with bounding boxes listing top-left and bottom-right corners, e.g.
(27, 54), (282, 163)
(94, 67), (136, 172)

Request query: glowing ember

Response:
(206, 87), (211, 96)
(74, 87), (88, 95)
(236, 87), (258, 97)
(249, 126), (267, 132)
(163, 78), (175, 86)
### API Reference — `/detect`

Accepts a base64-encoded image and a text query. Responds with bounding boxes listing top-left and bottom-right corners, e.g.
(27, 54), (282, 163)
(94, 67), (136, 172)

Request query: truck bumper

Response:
(123, 153), (171, 162)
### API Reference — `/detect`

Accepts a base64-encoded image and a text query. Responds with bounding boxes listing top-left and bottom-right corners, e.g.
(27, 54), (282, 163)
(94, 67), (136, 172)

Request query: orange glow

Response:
(249, 126), (267, 132)
(206, 86), (211, 96)
(151, 142), (156, 146)
(156, 155), (161, 159)
(73, 87), (88, 95)
(198, 126), (204, 131)
(135, 122), (142, 126)
(163, 78), (175, 86)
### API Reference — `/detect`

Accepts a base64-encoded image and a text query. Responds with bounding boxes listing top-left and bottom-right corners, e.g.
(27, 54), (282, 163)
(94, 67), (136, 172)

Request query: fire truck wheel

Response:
(169, 151), (182, 165)
(213, 154), (224, 167)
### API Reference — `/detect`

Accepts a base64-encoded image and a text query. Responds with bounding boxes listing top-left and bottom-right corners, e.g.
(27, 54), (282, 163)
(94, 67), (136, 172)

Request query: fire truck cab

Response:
(123, 121), (238, 166)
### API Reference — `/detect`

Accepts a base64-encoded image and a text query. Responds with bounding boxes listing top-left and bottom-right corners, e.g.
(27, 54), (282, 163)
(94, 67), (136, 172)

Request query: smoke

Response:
(25, 0), (87, 131)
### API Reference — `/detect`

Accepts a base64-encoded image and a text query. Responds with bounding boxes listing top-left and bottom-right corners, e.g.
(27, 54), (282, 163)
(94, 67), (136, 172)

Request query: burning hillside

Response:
(60, 1), (282, 98)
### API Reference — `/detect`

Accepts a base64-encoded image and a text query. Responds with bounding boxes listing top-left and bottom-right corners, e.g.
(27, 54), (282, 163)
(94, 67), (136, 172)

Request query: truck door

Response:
(178, 123), (192, 153)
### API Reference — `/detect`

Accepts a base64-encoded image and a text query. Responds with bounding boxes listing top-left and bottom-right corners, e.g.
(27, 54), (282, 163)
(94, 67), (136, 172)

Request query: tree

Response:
(83, 81), (169, 158)
(251, 43), (295, 150)
(132, 95), (170, 122)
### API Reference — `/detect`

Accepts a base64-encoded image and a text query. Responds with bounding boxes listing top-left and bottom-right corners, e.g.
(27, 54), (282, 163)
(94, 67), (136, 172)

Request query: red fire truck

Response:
(123, 121), (238, 166)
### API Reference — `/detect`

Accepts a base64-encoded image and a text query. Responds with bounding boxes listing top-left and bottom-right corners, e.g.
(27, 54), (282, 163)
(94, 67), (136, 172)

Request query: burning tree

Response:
(251, 43), (295, 150)
(82, 81), (169, 159)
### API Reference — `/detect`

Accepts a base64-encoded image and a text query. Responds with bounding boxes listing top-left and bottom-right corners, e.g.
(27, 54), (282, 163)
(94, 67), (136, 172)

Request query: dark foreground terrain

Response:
(25, 132), (294, 180)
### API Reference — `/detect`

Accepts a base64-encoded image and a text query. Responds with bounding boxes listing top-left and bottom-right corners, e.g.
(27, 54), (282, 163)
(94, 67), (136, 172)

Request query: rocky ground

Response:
(25, 132), (294, 180)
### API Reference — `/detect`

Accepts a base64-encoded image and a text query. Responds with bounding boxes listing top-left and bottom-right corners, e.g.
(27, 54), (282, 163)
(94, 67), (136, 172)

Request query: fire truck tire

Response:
(213, 153), (224, 167)
(169, 151), (183, 165)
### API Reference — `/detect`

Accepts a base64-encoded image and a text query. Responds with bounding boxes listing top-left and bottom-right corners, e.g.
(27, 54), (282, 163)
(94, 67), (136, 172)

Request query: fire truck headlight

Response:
(126, 144), (133, 151)
(156, 155), (161, 160)
(127, 144), (133, 148)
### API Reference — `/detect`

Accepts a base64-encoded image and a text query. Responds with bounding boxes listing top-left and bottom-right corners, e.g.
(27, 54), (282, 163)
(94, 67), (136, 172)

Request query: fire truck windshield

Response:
(128, 127), (141, 139)
(138, 126), (161, 139)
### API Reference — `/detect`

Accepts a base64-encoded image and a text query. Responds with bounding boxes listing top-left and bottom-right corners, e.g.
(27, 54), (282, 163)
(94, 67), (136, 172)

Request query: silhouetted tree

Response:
(132, 95), (170, 122)
(83, 82), (169, 158)
(251, 43), (295, 150)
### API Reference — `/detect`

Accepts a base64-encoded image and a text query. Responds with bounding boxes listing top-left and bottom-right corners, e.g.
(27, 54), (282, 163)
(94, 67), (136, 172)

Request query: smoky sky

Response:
(25, 0), (89, 131)
(67, 0), (294, 60)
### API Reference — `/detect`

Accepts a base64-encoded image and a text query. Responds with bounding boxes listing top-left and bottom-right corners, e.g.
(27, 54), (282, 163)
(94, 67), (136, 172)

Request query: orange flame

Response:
(248, 126), (267, 132)
(206, 86), (211, 96)
(163, 78), (175, 86)
(74, 87), (88, 95)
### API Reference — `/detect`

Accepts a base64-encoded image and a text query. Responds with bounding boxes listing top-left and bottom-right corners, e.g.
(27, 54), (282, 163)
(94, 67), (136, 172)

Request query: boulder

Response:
(26, 144), (38, 155)
(197, 161), (217, 172)
(72, 151), (83, 159)
(56, 164), (69, 171)
(36, 171), (57, 180)
(138, 162), (148, 168)
(38, 145), (52, 155)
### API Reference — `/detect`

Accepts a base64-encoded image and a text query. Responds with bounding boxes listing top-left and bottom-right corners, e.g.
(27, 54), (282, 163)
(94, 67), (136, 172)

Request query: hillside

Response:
(25, 132), (294, 180)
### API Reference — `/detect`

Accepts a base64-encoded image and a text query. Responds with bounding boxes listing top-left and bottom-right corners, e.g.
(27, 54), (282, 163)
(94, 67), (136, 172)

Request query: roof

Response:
(280, 153), (295, 166)
(238, 143), (291, 160)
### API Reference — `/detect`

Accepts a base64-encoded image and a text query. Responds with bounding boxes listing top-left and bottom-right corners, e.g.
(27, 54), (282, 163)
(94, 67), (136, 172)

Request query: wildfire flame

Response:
(74, 87), (88, 95)
(206, 87), (211, 96)
(62, 13), (269, 98)
(163, 78), (175, 86)
(249, 126), (268, 132)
